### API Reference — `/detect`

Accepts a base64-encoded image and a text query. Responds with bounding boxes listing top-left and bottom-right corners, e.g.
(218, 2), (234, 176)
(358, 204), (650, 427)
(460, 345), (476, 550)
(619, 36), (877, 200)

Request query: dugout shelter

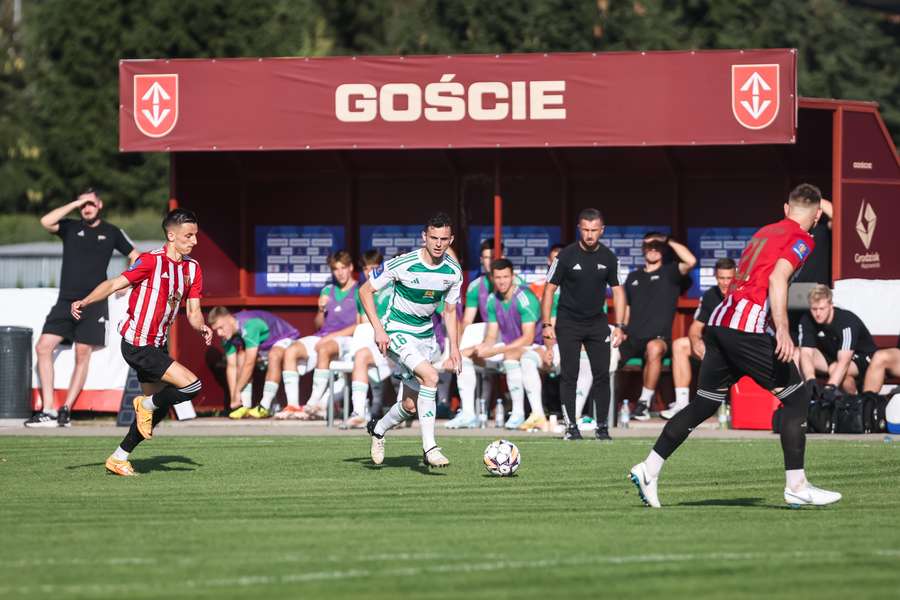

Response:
(119, 49), (900, 413)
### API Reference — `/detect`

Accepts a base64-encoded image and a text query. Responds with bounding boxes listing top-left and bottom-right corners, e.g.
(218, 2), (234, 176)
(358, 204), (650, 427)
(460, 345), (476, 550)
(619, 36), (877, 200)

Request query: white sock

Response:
(575, 356), (592, 418)
(639, 386), (655, 405)
(351, 381), (368, 416)
(521, 353), (545, 418)
(307, 369), (330, 408)
(644, 450), (665, 479)
(503, 360), (525, 418)
(675, 387), (689, 406)
(240, 384), (253, 408)
(141, 396), (156, 411)
(786, 469), (807, 492)
(417, 386), (438, 451)
(374, 401), (412, 437)
(282, 371), (300, 407)
(458, 357), (477, 417)
(260, 381), (279, 410)
(113, 446), (129, 461)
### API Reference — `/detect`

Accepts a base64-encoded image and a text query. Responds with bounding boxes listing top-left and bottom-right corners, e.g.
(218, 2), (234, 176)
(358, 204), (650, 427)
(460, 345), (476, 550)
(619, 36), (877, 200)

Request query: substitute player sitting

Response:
(459, 259), (548, 430)
(361, 213), (462, 468)
(345, 250), (394, 428)
(207, 307), (299, 419)
(798, 284), (878, 398)
(71, 208), (212, 477)
(665, 258), (736, 419)
(630, 183), (841, 508)
(286, 250), (359, 420)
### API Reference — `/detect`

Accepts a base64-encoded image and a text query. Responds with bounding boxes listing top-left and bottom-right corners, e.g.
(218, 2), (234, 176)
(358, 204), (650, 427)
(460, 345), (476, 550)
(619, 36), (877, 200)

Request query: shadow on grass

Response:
(675, 497), (773, 508)
(66, 455), (201, 474)
(343, 455), (446, 476)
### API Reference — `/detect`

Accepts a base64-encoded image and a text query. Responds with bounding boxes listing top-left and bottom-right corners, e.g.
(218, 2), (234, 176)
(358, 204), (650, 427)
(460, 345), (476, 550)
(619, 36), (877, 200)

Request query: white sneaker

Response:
(784, 484), (842, 507)
(423, 446), (450, 467)
(660, 400), (688, 420)
(628, 462), (661, 508)
(445, 412), (479, 429)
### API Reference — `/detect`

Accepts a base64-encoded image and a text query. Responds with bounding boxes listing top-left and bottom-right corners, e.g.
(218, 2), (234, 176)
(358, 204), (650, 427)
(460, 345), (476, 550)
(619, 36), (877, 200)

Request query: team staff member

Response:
(798, 284), (877, 396)
(541, 208), (625, 441)
(620, 232), (697, 420)
(665, 258), (736, 419)
(27, 189), (139, 428)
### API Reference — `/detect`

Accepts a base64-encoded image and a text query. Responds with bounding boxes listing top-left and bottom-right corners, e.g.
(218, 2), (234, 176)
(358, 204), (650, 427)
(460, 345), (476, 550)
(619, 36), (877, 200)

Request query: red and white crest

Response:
(731, 64), (779, 130)
(134, 74), (178, 138)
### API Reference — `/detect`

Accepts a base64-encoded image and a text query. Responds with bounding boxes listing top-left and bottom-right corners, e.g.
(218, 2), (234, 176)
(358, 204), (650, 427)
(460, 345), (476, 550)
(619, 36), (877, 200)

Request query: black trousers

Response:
(556, 317), (611, 426)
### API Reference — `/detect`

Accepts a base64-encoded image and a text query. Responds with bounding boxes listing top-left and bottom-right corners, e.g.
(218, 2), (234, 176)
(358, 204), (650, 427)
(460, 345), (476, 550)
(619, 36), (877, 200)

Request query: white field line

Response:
(1, 550), (897, 596)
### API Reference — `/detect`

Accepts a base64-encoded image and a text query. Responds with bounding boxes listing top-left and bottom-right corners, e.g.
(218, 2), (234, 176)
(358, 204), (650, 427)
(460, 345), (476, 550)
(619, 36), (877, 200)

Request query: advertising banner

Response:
(255, 225), (345, 295)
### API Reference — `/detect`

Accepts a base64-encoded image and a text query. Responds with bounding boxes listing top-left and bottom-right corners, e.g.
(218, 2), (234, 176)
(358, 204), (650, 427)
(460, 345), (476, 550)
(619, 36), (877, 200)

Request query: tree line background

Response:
(1, 0), (897, 240)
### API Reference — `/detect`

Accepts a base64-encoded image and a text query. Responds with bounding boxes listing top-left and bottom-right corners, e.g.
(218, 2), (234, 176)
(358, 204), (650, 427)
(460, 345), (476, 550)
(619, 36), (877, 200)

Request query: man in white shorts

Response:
(359, 213), (462, 468)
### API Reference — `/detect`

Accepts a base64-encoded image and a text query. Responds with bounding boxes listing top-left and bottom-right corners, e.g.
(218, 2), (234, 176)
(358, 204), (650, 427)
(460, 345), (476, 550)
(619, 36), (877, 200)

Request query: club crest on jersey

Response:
(167, 292), (182, 311)
(792, 240), (810, 261)
(423, 290), (435, 299)
(128, 258), (142, 271)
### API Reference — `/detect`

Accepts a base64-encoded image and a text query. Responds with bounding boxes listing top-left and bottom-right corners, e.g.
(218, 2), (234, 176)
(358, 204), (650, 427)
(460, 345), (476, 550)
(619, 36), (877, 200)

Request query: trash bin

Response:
(0, 326), (33, 419)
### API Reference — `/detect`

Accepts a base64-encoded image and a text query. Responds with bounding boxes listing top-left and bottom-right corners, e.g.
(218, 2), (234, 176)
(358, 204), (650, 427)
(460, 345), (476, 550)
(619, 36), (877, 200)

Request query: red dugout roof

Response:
(119, 49), (797, 152)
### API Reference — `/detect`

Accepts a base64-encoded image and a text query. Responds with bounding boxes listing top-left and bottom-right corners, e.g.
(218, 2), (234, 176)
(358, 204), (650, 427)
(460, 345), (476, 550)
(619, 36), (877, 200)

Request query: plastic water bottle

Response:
(494, 399), (505, 428)
(718, 403), (729, 430)
(619, 400), (630, 428)
(478, 397), (488, 429)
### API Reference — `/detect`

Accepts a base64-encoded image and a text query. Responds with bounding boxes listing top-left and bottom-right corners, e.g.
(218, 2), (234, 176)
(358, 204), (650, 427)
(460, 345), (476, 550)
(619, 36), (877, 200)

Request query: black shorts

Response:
(698, 326), (800, 394)
(852, 353), (872, 380)
(617, 336), (671, 366)
(121, 339), (174, 383)
(41, 299), (108, 346)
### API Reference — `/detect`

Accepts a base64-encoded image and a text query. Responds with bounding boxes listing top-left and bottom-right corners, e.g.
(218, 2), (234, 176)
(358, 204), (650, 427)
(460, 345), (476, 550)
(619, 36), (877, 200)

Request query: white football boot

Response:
(784, 484), (842, 507)
(366, 418), (385, 465)
(629, 462), (661, 508)
(423, 446), (450, 467)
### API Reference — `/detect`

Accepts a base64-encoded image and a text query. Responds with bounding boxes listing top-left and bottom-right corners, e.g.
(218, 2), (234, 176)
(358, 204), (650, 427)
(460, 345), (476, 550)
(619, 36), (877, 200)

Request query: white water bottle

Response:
(495, 399), (505, 428)
(619, 400), (631, 428)
(478, 397), (488, 429)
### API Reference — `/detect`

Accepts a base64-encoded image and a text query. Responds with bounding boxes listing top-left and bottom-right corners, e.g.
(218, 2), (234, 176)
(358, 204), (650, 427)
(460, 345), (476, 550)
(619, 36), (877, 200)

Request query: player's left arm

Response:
(611, 285), (627, 347)
(667, 237), (698, 275)
(769, 258), (796, 362)
(443, 301), (462, 373)
(185, 298), (212, 346)
(828, 350), (854, 388)
(71, 275), (131, 319)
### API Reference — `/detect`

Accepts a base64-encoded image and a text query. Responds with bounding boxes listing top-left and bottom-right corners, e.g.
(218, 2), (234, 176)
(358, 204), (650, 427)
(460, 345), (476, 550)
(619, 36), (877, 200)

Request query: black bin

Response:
(0, 326), (33, 419)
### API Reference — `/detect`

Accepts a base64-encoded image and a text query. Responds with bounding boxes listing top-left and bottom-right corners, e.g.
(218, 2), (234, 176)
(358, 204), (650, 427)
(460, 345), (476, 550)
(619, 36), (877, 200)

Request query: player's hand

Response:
(375, 329), (390, 356)
(804, 378), (824, 400)
(474, 343), (495, 359)
(611, 326), (626, 348)
(774, 328), (794, 363)
(71, 300), (84, 320)
(447, 348), (462, 374)
(199, 324), (213, 346)
(690, 339), (705, 360)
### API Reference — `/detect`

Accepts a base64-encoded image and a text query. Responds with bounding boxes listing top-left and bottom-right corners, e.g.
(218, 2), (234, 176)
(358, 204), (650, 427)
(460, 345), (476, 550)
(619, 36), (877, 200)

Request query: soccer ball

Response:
(483, 439), (520, 476)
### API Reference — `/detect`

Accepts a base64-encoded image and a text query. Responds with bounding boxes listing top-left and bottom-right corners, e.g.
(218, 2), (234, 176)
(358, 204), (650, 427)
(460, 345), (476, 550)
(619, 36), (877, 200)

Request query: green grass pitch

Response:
(1, 435), (898, 599)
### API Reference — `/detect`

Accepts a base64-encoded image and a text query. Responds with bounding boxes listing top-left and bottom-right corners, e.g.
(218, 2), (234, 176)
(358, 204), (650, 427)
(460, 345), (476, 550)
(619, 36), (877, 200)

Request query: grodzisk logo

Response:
(731, 64), (779, 130)
(854, 199), (880, 270)
(134, 74), (178, 138)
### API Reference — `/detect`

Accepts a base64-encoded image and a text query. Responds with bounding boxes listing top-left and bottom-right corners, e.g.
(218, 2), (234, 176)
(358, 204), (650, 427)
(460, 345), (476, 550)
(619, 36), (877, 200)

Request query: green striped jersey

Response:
(369, 249), (463, 338)
(357, 282), (394, 320)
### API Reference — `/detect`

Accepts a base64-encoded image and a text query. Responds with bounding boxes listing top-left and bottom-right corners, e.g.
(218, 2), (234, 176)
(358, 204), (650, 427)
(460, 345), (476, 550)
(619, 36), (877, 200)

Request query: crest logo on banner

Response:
(731, 64), (779, 130)
(856, 199), (877, 250)
(134, 74), (178, 138)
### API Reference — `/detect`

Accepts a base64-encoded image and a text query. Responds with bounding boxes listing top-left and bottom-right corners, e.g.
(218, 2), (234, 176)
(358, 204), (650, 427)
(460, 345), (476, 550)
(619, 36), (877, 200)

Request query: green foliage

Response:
(0, 208), (164, 244)
(0, 0), (896, 219)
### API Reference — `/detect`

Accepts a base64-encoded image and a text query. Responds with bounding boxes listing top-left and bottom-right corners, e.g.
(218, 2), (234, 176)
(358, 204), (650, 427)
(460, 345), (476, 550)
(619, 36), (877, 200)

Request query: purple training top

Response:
(493, 288), (543, 345)
(235, 310), (299, 350)
(317, 284), (358, 336)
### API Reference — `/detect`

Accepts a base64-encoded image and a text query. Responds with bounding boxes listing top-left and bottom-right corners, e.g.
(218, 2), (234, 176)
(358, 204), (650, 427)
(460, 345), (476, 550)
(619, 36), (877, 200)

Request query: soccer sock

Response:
(118, 408), (167, 453)
(44, 408), (58, 417)
(113, 446), (129, 461)
(503, 360), (525, 418)
(374, 400), (413, 437)
(458, 357), (477, 416)
(417, 386), (438, 451)
(151, 381), (202, 410)
(260, 380), (279, 410)
(639, 386), (655, 406)
(644, 450), (665, 479)
(675, 387), (690, 406)
(786, 469), (808, 492)
(282, 371), (300, 407)
(307, 369), (330, 409)
(575, 355), (592, 418)
(240, 384), (253, 408)
(520, 353), (545, 418)
(351, 381), (369, 416)
(776, 377), (809, 471)
(141, 396), (156, 411)
(652, 393), (721, 459)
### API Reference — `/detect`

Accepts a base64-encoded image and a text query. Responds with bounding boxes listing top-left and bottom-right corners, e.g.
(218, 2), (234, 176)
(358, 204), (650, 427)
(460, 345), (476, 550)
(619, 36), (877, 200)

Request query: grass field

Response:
(1, 434), (898, 599)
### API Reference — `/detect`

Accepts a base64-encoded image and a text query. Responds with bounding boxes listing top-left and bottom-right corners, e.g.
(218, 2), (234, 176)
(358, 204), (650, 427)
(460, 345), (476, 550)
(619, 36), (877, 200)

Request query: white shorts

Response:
(460, 323), (487, 350)
(387, 331), (440, 384)
(258, 337), (296, 361)
(298, 335), (352, 373)
(348, 323), (392, 381)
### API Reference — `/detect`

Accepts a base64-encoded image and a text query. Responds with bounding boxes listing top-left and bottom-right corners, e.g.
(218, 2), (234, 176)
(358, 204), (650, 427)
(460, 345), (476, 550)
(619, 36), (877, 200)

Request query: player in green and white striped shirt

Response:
(358, 213), (463, 468)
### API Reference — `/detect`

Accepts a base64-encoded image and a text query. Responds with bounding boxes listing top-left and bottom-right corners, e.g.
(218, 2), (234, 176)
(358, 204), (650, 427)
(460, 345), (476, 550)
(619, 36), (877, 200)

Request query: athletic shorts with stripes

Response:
(697, 326), (801, 402)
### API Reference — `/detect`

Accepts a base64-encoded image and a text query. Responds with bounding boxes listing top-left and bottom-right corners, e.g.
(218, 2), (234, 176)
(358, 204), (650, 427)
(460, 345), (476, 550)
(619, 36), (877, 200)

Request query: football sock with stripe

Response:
(308, 369), (330, 408)
(260, 381), (279, 410)
(282, 371), (300, 407)
(240, 384), (253, 409)
(503, 360), (525, 419)
(520, 353), (545, 418)
(417, 386), (438, 451)
(374, 400), (413, 437)
(458, 357), (477, 417)
(351, 381), (369, 416)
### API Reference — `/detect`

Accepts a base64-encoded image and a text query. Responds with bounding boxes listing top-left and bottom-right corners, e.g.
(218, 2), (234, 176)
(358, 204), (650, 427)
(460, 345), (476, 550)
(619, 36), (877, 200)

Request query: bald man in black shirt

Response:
(541, 208), (626, 441)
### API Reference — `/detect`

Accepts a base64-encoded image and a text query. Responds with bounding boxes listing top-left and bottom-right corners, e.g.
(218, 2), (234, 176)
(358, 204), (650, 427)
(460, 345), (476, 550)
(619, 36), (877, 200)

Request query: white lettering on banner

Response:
(854, 252), (881, 270)
(335, 75), (567, 123)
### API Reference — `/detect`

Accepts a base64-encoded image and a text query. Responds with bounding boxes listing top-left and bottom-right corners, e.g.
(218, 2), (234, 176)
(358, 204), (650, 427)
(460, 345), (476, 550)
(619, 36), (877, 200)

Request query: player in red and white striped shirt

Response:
(72, 209), (212, 476)
(630, 184), (842, 508)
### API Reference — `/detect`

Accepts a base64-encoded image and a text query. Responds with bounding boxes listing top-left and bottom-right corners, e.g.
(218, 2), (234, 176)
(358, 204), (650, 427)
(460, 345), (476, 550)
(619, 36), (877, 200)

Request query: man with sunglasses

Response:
(26, 189), (139, 428)
(618, 232), (696, 421)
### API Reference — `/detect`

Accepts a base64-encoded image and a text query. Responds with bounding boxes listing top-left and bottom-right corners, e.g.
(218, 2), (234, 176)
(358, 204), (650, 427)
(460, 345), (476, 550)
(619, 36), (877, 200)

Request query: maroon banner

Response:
(119, 49), (797, 152)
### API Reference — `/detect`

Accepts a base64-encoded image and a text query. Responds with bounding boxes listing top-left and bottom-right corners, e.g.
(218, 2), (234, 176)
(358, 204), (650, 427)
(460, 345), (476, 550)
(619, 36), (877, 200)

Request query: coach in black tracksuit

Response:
(541, 208), (626, 441)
